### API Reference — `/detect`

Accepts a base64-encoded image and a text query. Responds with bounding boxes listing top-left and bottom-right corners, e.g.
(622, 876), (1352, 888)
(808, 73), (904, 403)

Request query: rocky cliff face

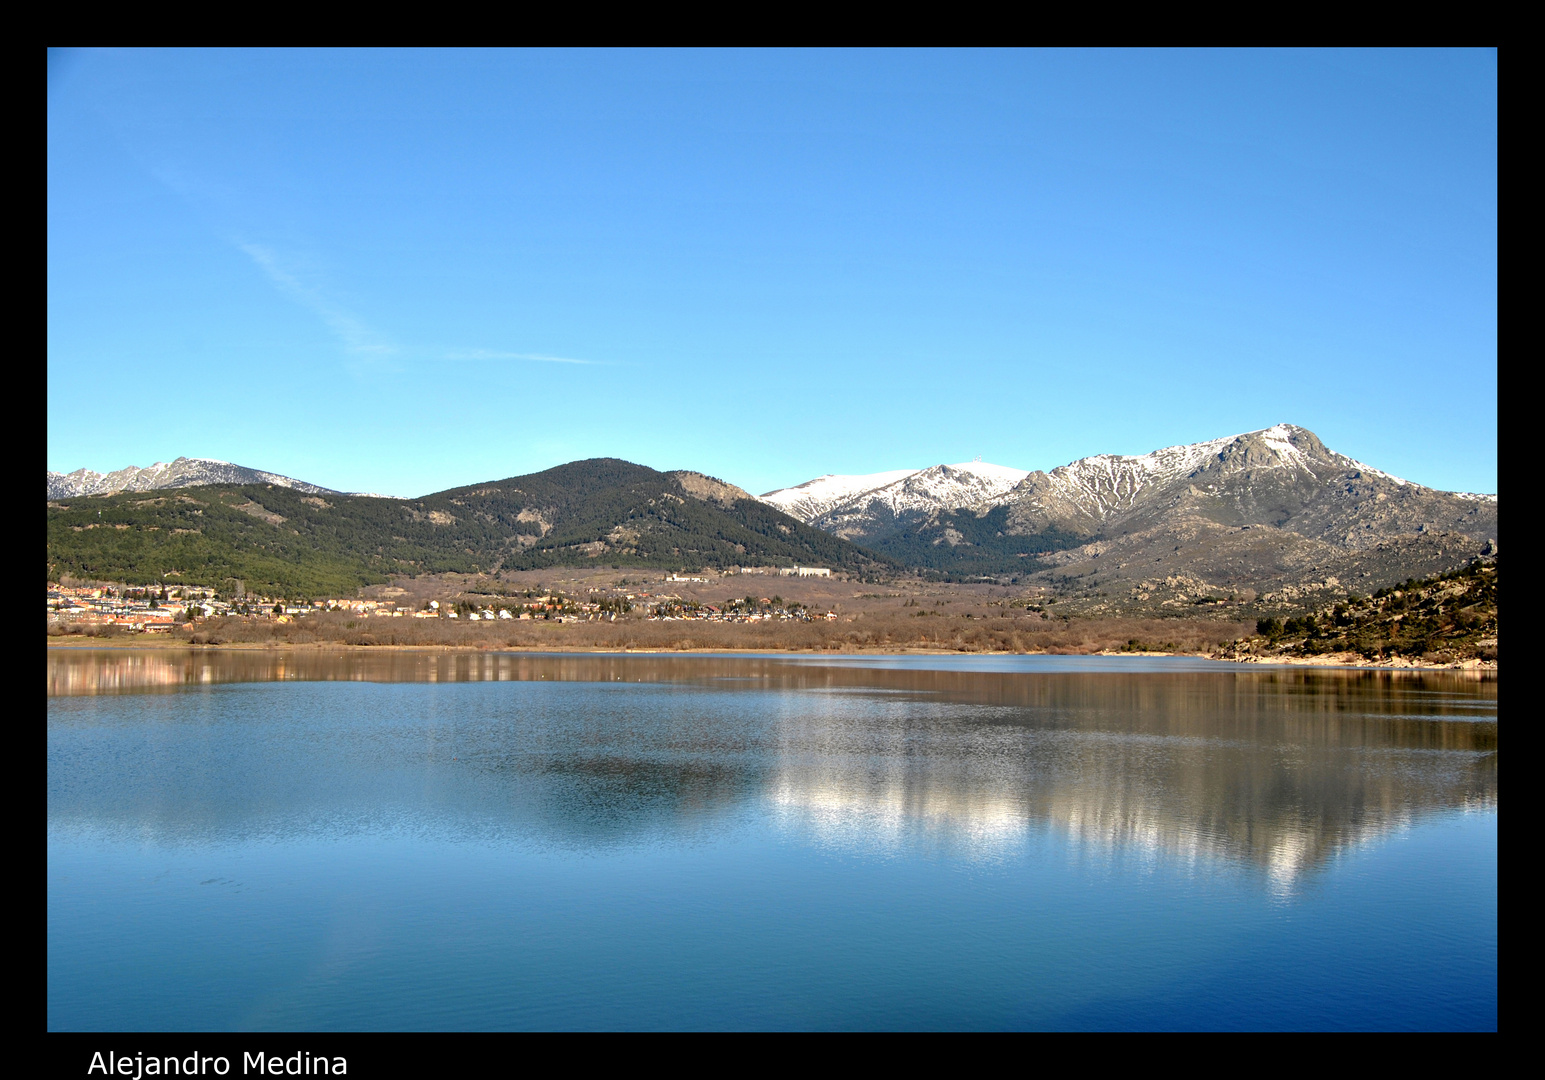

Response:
(668, 471), (753, 508)
(1006, 425), (1494, 542)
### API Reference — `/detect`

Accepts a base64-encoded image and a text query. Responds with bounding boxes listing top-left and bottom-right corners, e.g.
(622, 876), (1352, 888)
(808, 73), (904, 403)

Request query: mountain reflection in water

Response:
(48, 649), (1496, 885)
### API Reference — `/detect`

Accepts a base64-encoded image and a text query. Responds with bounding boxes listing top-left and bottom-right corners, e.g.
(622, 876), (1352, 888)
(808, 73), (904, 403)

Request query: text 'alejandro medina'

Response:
(87, 1051), (348, 1077)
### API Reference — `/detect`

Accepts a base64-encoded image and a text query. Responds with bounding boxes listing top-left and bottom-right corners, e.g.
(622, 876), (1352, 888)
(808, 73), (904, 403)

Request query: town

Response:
(46, 568), (840, 633)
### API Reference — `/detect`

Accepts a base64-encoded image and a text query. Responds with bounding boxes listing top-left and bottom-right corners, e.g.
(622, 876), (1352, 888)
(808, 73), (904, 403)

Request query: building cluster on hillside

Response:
(647, 595), (836, 622)
(46, 585), (643, 630)
(48, 584), (245, 632)
(436, 593), (635, 623)
(47, 567), (839, 632)
(46, 585), (402, 631)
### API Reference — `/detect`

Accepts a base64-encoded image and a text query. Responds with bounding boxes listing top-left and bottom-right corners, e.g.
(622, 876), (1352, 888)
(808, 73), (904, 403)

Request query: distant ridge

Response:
(760, 425), (1496, 536)
(45, 430), (1499, 600)
(761, 462), (1028, 524)
(760, 424), (1499, 590)
(45, 457), (392, 499)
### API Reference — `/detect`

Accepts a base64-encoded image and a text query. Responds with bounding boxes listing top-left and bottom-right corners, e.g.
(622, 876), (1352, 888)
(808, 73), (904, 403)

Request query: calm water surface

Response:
(47, 650), (1497, 1030)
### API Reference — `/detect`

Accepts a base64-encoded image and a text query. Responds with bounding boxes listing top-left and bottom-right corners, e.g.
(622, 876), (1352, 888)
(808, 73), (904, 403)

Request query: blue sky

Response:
(48, 48), (1497, 498)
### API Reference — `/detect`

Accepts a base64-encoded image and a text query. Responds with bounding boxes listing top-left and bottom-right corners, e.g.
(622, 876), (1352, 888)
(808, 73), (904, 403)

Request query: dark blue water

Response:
(47, 651), (1497, 1031)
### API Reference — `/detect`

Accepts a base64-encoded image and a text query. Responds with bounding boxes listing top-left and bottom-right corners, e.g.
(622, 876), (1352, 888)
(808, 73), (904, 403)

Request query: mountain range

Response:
(47, 457), (363, 500)
(47, 425), (1498, 603)
(760, 423), (1498, 603)
(47, 459), (888, 596)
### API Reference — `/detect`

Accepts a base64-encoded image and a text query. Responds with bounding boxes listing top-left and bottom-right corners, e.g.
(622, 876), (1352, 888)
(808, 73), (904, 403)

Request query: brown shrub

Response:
(150, 611), (1254, 656)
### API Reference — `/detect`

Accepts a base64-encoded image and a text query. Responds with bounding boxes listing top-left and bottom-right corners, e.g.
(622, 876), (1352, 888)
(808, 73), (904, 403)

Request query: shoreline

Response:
(45, 637), (1495, 671)
(1217, 651), (1496, 671)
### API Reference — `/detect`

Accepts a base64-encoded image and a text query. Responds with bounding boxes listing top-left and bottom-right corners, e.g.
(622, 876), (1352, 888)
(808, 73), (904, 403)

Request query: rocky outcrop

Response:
(670, 471), (753, 507)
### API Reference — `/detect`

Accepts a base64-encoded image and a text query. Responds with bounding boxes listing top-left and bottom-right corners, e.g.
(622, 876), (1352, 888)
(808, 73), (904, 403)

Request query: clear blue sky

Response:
(48, 48), (1497, 498)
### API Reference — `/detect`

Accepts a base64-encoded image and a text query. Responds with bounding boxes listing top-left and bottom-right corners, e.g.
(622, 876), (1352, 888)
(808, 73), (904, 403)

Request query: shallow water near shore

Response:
(48, 650), (1496, 1030)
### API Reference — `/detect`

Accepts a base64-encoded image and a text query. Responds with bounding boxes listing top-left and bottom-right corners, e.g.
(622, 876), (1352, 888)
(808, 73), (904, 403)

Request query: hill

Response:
(46, 459), (890, 596)
(415, 459), (887, 573)
(1219, 558), (1497, 664)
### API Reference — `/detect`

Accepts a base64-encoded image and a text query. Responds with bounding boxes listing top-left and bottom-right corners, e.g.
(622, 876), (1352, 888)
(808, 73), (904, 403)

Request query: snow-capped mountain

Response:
(763, 461), (1030, 538)
(760, 469), (923, 523)
(1025, 424), (1337, 522)
(764, 425), (1495, 536)
(1000, 423), (1496, 539)
(817, 463), (1030, 539)
(47, 457), (342, 499)
(1002, 423), (1422, 530)
(760, 425), (1498, 591)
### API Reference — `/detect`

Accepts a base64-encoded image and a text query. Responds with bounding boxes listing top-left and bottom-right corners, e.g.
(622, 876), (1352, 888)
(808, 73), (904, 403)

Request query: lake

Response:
(47, 649), (1497, 1031)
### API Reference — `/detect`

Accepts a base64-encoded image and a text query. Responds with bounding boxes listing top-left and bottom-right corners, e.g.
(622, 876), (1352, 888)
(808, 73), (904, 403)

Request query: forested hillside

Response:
(47, 459), (890, 595)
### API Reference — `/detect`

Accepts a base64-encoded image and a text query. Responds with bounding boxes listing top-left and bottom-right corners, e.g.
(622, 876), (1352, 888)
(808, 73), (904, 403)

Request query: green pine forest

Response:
(865, 505), (1089, 575)
(47, 459), (895, 596)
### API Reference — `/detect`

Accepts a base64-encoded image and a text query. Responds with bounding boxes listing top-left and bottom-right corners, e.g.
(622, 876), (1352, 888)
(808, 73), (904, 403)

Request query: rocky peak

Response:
(670, 471), (752, 507)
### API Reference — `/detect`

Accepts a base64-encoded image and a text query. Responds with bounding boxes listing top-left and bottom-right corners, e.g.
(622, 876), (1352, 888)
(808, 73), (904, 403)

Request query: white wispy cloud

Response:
(237, 242), (397, 359)
(237, 242), (612, 371)
(126, 136), (607, 372)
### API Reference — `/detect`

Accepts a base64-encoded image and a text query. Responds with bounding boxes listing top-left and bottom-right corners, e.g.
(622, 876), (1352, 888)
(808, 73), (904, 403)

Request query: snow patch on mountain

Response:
(1028, 424), (1337, 519)
(943, 461), (1031, 486)
(760, 424), (1496, 535)
(810, 463), (1032, 537)
(47, 457), (343, 499)
(760, 469), (923, 521)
